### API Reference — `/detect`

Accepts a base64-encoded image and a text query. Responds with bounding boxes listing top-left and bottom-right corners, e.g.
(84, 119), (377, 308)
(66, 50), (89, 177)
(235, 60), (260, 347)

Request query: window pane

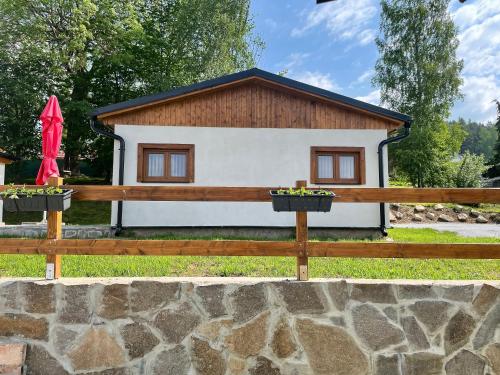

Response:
(171, 153), (187, 177)
(317, 155), (333, 179)
(148, 154), (164, 177)
(339, 155), (355, 179)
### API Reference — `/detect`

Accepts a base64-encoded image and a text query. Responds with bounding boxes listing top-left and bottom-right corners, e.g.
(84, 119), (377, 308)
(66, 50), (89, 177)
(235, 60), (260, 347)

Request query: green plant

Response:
(275, 187), (334, 196)
(0, 184), (63, 200)
(453, 152), (490, 188)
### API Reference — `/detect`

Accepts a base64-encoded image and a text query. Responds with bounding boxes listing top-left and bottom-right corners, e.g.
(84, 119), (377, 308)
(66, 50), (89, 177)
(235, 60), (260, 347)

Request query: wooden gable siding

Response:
(101, 82), (402, 130)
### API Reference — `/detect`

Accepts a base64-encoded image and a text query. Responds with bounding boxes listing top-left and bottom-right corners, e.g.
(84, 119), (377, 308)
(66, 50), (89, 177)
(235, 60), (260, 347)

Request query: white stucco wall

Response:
(0, 163), (5, 224)
(111, 125), (390, 228)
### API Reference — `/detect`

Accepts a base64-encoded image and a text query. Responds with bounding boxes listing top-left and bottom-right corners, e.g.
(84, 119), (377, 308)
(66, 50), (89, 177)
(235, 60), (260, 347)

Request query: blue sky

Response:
(250, 0), (500, 123)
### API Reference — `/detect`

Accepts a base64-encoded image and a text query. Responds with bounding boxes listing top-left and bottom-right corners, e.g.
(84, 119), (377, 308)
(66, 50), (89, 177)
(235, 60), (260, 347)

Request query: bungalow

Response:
(91, 68), (411, 234)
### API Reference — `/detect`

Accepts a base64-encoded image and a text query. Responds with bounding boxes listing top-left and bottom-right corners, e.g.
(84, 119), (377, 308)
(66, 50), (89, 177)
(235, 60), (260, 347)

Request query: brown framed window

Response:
(311, 147), (365, 185)
(137, 143), (194, 183)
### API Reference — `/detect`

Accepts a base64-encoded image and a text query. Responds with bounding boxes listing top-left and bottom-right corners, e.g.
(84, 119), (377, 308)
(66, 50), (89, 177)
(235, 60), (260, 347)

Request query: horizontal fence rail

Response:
(0, 239), (499, 259)
(1, 180), (499, 280)
(1, 185), (500, 203)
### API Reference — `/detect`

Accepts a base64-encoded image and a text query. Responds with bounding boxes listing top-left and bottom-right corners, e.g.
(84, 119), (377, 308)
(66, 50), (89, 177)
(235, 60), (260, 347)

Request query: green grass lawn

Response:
(0, 228), (498, 279)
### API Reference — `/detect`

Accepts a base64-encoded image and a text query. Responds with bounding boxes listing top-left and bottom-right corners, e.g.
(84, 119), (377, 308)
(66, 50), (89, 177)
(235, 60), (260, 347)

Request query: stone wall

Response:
(0, 225), (112, 239)
(0, 278), (498, 375)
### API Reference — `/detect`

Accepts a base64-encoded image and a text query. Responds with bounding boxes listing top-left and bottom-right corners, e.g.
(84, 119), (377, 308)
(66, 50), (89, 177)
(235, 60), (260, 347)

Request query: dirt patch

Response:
(390, 204), (499, 224)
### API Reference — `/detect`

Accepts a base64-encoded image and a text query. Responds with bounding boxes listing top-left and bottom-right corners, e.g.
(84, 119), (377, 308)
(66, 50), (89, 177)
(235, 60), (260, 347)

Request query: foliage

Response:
(0, 185), (64, 199)
(0, 0), (262, 177)
(374, 0), (463, 187)
(274, 187), (334, 196)
(493, 100), (500, 165)
(451, 151), (489, 188)
(450, 118), (497, 161)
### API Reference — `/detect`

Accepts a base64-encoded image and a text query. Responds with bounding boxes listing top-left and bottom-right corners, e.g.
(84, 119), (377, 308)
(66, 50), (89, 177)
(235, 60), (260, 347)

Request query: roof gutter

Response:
(90, 117), (125, 236)
(377, 121), (412, 236)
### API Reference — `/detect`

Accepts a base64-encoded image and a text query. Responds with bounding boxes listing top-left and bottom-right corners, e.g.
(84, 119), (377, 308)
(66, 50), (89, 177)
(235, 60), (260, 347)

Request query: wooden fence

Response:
(1, 179), (499, 280)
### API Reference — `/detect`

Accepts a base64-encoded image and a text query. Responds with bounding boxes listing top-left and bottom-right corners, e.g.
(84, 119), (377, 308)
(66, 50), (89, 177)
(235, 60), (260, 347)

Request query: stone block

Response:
(0, 282), (20, 310)
(401, 316), (430, 350)
(225, 312), (269, 358)
(0, 343), (26, 375)
(151, 345), (190, 375)
(398, 285), (437, 299)
(153, 302), (200, 344)
(52, 326), (78, 355)
(98, 284), (129, 320)
(191, 337), (226, 375)
(473, 301), (500, 350)
(352, 304), (404, 350)
(22, 283), (55, 314)
(438, 214), (454, 222)
(274, 282), (326, 314)
(230, 283), (267, 323)
(327, 280), (348, 311)
(402, 352), (443, 375)
(445, 350), (485, 375)
(195, 284), (227, 318)
(350, 283), (397, 304)
(0, 313), (48, 340)
(412, 214), (423, 222)
(375, 354), (401, 375)
(120, 322), (159, 359)
(409, 301), (450, 333)
(195, 319), (232, 342)
(57, 284), (91, 324)
(444, 310), (476, 355)
(271, 318), (297, 359)
(68, 328), (125, 371)
(296, 318), (368, 375)
(25, 344), (68, 375)
(84, 369), (132, 375)
(441, 284), (474, 302)
(130, 281), (179, 313)
(472, 284), (499, 316)
(485, 343), (500, 375)
(249, 356), (281, 375)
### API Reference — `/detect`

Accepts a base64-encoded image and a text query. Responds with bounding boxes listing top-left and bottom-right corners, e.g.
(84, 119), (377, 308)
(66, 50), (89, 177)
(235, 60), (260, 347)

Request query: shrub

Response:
(452, 151), (489, 188)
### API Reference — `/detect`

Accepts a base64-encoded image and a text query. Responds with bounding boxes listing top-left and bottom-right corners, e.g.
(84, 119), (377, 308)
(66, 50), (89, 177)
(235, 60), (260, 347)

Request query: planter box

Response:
(270, 190), (334, 212)
(1, 190), (73, 212)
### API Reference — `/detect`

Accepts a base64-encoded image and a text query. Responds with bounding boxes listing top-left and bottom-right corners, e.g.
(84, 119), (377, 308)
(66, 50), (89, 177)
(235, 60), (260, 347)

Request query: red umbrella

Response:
(36, 96), (64, 185)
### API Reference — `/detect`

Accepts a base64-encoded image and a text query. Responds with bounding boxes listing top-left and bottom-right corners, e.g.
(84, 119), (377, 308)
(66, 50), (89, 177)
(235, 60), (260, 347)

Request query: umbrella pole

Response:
(46, 176), (62, 279)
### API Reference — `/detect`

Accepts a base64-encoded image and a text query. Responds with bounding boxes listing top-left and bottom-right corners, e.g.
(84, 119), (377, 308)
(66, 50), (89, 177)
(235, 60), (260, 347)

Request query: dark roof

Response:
(91, 68), (412, 123)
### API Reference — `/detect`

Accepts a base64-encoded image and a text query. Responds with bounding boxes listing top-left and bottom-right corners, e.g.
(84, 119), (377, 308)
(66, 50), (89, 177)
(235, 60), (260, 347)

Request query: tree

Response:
(373, 0), (463, 187)
(0, 0), (261, 178)
(452, 151), (489, 188)
(493, 100), (500, 165)
(452, 118), (497, 161)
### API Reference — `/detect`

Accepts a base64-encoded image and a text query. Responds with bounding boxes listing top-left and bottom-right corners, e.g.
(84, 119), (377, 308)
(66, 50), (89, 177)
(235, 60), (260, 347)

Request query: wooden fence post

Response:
(46, 176), (62, 279)
(296, 180), (308, 281)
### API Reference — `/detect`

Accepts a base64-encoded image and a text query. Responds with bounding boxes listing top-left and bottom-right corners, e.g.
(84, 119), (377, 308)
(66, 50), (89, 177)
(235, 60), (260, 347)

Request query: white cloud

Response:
(355, 89), (380, 105)
(450, 0), (500, 122)
(291, 71), (340, 92)
(350, 69), (374, 88)
(291, 0), (377, 46)
(452, 75), (499, 123)
(283, 52), (310, 71)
